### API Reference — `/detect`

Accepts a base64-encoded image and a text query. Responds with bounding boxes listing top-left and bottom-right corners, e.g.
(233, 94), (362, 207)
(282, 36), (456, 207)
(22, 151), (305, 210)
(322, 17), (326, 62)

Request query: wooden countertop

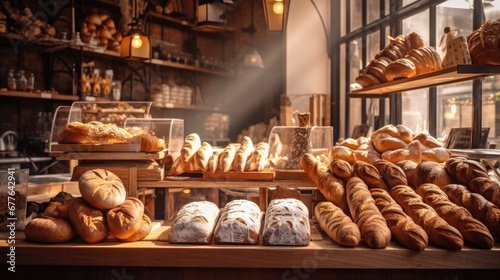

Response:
(2, 225), (499, 269)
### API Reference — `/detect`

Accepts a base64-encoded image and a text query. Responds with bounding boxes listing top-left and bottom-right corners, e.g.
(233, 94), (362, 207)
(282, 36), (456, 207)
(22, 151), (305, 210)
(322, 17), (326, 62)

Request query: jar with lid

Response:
(7, 69), (16, 91)
(16, 70), (27, 91)
(26, 72), (35, 92)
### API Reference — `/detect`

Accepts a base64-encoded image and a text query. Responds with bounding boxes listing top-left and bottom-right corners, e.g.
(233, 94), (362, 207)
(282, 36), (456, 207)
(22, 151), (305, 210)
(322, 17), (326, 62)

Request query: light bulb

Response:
(131, 34), (143, 49)
(273, 0), (284, 14)
(250, 57), (257, 63)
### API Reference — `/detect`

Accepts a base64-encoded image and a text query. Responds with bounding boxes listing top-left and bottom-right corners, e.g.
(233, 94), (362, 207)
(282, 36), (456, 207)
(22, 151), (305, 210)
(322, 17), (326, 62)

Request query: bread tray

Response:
(51, 142), (141, 153)
(55, 150), (166, 161)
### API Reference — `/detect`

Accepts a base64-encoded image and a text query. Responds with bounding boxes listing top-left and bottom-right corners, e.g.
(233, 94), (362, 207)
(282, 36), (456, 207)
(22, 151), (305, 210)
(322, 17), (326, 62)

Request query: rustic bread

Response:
(194, 142), (214, 172)
(385, 58), (417, 81)
(246, 142), (270, 172)
(25, 216), (77, 243)
(381, 140), (421, 164)
(262, 198), (310, 246)
(352, 161), (390, 192)
(214, 199), (262, 245)
(331, 145), (355, 164)
(314, 201), (361, 247)
(232, 136), (254, 172)
(445, 157), (490, 185)
(106, 197), (144, 240)
(125, 126), (166, 152)
(415, 161), (456, 189)
(396, 160), (419, 188)
(373, 159), (408, 189)
(43, 192), (75, 219)
(346, 177), (391, 249)
(218, 144), (237, 172)
(121, 214), (152, 242)
(390, 185), (463, 250)
(370, 188), (428, 251)
(78, 169), (126, 210)
(57, 121), (133, 144)
(415, 183), (494, 249)
(68, 197), (109, 244)
(468, 177), (500, 208)
(328, 158), (354, 183)
(169, 201), (220, 244)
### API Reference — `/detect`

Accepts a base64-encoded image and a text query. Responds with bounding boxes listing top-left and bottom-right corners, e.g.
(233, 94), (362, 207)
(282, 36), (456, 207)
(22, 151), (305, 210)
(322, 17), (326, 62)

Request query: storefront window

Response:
(367, 0), (380, 23)
(350, 0), (363, 32)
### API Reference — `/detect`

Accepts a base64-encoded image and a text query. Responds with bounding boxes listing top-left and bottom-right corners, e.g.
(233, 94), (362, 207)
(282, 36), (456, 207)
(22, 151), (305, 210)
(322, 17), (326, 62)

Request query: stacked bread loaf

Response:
(25, 169), (152, 244)
(355, 32), (444, 87)
(302, 124), (498, 250)
(81, 13), (122, 51)
(467, 19), (500, 65)
(170, 133), (270, 175)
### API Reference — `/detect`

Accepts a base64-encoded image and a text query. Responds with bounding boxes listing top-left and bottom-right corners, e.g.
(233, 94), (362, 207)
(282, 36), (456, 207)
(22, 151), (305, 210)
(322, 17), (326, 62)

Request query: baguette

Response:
(444, 157), (489, 185)
(194, 142), (213, 172)
(415, 161), (455, 189)
(328, 158), (353, 183)
(232, 136), (254, 172)
(332, 145), (355, 164)
(441, 184), (500, 240)
(301, 153), (350, 216)
(352, 161), (389, 192)
(373, 159), (408, 188)
(180, 133), (201, 169)
(346, 177), (391, 249)
(390, 185), (463, 250)
(218, 144), (236, 172)
(247, 142), (270, 172)
(370, 188), (428, 251)
(396, 160), (418, 188)
(416, 183), (494, 249)
(207, 151), (220, 173)
(468, 177), (500, 208)
(314, 201), (361, 247)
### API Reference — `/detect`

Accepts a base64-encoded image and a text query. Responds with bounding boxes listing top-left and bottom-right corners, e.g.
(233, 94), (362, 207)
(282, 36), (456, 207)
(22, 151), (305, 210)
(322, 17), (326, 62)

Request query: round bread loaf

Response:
(121, 214), (152, 242)
(79, 169), (126, 210)
(107, 197), (144, 240)
(25, 216), (77, 243)
(68, 197), (109, 244)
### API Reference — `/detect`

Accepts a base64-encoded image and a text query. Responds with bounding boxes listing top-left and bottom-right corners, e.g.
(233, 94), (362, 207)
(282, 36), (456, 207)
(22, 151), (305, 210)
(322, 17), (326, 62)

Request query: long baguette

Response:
(373, 159), (408, 189)
(346, 177), (391, 249)
(441, 183), (500, 240)
(247, 142), (270, 172)
(468, 177), (500, 208)
(352, 161), (390, 192)
(218, 144), (236, 172)
(390, 185), (464, 250)
(207, 151), (220, 173)
(194, 142), (213, 172)
(314, 201), (360, 247)
(232, 136), (254, 172)
(301, 154), (350, 216)
(370, 188), (428, 251)
(180, 133), (201, 168)
(416, 183), (494, 249)
(328, 158), (353, 183)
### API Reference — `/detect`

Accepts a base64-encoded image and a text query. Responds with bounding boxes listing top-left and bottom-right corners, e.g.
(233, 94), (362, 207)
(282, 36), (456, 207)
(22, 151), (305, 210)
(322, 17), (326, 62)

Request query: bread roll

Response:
(337, 138), (360, 150)
(68, 197), (109, 244)
(390, 185), (463, 250)
(25, 216), (77, 243)
(415, 183), (494, 249)
(262, 198), (310, 246)
(218, 144), (237, 172)
(370, 188), (428, 251)
(301, 153), (349, 216)
(79, 169), (126, 210)
(332, 145), (355, 164)
(355, 72), (381, 88)
(43, 192), (75, 219)
(314, 201), (361, 247)
(381, 140), (421, 164)
(121, 214), (152, 242)
(345, 177), (391, 249)
(442, 184), (500, 240)
(385, 58), (417, 81)
(207, 151), (220, 173)
(328, 158), (353, 183)
(247, 142), (270, 172)
(125, 127), (166, 152)
(373, 159), (408, 189)
(107, 197), (144, 240)
(352, 161), (390, 192)
(169, 201), (220, 244)
(420, 146), (451, 163)
(194, 142), (213, 171)
(352, 147), (381, 165)
(180, 133), (201, 169)
(57, 121), (133, 144)
(232, 136), (254, 172)
(413, 130), (443, 148)
(214, 200), (262, 244)
(372, 133), (408, 153)
(468, 177), (500, 208)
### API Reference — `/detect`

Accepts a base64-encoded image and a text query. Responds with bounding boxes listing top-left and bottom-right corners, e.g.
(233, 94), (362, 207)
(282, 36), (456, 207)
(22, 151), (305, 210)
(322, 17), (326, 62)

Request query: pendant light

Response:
(262, 0), (289, 32)
(242, 0), (264, 68)
(121, 1), (151, 60)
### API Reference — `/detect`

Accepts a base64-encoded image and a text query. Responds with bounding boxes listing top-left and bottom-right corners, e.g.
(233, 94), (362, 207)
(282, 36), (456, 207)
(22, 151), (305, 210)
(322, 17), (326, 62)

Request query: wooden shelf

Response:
(138, 178), (316, 189)
(1, 228), (499, 269)
(149, 12), (195, 28)
(151, 102), (228, 112)
(0, 90), (79, 101)
(349, 64), (500, 98)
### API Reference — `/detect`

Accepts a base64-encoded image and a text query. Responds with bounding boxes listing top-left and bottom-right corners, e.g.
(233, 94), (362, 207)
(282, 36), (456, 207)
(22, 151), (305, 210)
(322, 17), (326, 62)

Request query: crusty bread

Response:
(194, 142), (213, 172)
(25, 216), (77, 243)
(218, 144), (237, 172)
(415, 161), (455, 189)
(78, 169), (126, 210)
(385, 58), (417, 81)
(444, 157), (490, 186)
(370, 188), (428, 251)
(314, 201), (360, 247)
(390, 185), (463, 250)
(247, 142), (270, 172)
(207, 151), (220, 173)
(57, 121), (133, 144)
(214, 199), (262, 244)
(345, 177), (391, 249)
(121, 214), (152, 242)
(262, 198), (310, 246)
(169, 201), (220, 244)
(415, 183), (494, 249)
(373, 159), (408, 189)
(328, 159), (353, 183)
(301, 153), (349, 216)
(381, 140), (421, 164)
(372, 132), (408, 153)
(441, 184), (500, 240)
(125, 127), (166, 152)
(43, 192), (75, 219)
(68, 197), (109, 244)
(232, 136), (254, 172)
(352, 161), (390, 192)
(468, 177), (500, 208)
(331, 145), (355, 164)
(180, 133), (201, 168)
(106, 197), (144, 240)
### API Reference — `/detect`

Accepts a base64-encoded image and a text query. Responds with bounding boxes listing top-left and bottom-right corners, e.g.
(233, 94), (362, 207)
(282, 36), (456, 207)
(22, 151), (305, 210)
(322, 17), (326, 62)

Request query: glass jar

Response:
(7, 69), (16, 91)
(27, 72), (35, 92)
(16, 70), (27, 92)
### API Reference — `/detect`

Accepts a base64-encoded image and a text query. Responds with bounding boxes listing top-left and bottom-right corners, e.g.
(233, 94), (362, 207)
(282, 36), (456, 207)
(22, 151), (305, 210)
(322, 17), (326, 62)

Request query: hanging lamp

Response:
(242, 0), (264, 68)
(121, 1), (151, 60)
(262, 0), (289, 32)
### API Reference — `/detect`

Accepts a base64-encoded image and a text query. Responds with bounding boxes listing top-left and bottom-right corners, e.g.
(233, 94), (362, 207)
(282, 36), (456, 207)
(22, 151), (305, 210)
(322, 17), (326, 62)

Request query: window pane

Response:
(367, 0), (380, 23)
(366, 31), (380, 64)
(351, 0), (362, 32)
(341, 0), (347, 37)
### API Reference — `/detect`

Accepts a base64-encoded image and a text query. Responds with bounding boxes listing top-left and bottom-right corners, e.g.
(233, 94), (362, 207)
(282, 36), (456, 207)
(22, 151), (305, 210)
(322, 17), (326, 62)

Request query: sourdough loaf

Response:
(314, 201), (361, 247)
(169, 201), (220, 244)
(25, 216), (77, 244)
(214, 199), (262, 244)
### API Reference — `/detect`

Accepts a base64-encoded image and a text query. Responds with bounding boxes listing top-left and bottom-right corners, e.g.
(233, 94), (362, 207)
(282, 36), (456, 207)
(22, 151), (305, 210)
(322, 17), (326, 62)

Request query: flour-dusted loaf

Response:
(169, 201), (220, 244)
(262, 198), (310, 246)
(214, 200), (263, 244)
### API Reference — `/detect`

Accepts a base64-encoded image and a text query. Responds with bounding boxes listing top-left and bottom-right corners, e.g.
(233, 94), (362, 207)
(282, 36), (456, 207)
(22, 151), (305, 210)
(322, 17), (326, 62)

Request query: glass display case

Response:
(267, 125), (333, 170)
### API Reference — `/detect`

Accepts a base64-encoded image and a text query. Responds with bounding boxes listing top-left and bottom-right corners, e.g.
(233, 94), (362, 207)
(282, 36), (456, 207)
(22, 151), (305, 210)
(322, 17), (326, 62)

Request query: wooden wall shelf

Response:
(0, 90), (79, 101)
